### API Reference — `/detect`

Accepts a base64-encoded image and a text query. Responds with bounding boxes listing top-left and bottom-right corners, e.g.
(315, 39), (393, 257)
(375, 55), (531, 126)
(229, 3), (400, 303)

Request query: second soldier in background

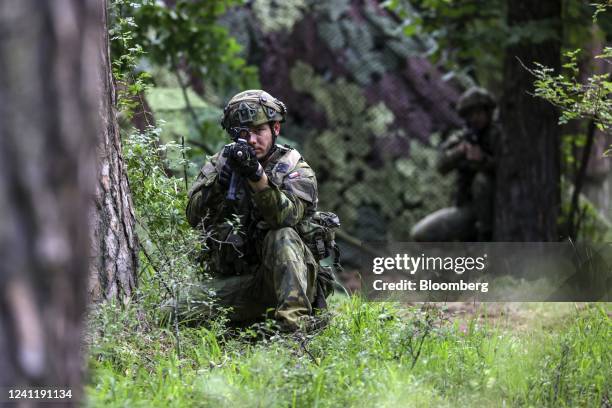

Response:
(411, 87), (499, 242)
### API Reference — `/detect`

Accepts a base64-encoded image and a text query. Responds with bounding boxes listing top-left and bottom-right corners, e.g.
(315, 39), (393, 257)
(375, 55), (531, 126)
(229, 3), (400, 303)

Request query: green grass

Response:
(86, 298), (611, 407)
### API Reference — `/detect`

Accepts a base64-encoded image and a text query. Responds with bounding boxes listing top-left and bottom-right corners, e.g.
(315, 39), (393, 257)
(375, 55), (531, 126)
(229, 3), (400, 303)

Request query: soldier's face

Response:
(465, 108), (491, 131)
(245, 122), (279, 159)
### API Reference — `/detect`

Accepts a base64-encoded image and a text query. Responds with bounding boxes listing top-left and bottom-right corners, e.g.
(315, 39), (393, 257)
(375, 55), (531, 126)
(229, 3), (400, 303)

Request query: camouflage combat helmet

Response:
(221, 89), (287, 131)
(457, 87), (496, 117)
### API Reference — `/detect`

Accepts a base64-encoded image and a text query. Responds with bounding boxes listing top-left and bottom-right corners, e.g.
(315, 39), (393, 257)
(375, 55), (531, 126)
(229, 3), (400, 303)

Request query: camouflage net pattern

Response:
(291, 62), (454, 241)
(219, 0), (464, 251)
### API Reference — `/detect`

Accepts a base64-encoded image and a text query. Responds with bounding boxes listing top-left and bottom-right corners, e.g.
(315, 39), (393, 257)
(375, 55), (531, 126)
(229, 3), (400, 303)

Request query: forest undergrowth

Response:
(86, 296), (610, 407)
(85, 127), (611, 407)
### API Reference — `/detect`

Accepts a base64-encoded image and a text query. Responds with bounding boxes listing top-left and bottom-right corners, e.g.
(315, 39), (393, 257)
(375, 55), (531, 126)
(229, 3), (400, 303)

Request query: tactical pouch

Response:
(296, 211), (343, 303)
(296, 211), (340, 261)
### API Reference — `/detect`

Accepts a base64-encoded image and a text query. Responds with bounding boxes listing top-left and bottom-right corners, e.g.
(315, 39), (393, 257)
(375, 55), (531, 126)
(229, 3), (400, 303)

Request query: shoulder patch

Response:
(275, 163), (290, 173)
(268, 148), (304, 186)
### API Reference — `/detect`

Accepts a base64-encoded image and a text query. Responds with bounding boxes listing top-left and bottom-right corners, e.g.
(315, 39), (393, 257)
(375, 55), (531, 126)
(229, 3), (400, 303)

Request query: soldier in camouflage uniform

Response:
(184, 90), (320, 331)
(411, 87), (499, 242)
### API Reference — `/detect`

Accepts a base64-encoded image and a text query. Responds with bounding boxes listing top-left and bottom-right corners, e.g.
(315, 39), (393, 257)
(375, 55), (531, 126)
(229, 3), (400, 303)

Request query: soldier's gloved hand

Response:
(228, 143), (264, 182)
(218, 162), (233, 188)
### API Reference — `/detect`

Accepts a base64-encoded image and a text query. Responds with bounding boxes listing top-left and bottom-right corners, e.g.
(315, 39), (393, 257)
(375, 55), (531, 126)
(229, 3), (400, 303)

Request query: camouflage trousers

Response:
(170, 227), (318, 330)
(411, 172), (493, 241)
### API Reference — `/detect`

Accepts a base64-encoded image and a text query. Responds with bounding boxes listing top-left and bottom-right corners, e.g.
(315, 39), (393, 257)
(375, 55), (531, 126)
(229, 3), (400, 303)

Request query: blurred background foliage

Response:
(110, 0), (612, 259)
(386, 0), (612, 90)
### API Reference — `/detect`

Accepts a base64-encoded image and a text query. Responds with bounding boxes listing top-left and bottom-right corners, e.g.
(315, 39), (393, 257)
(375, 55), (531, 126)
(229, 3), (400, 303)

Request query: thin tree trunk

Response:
(89, 0), (139, 301)
(496, 0), (562, 241)
(568, 120), (596, 240)
(0, 0), (101, 401)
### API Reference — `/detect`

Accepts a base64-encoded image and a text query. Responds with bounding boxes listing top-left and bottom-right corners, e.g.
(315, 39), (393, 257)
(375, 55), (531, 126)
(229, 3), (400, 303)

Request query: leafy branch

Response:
(531, 49), (612, 131)
(530, 48), (612, 158)
(592, 0), (612, 22)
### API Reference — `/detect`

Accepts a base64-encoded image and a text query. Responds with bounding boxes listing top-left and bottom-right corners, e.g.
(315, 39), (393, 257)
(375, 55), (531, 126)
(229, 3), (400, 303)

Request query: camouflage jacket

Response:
(436, 124), (500, 206)
(186, 144), (318, 275)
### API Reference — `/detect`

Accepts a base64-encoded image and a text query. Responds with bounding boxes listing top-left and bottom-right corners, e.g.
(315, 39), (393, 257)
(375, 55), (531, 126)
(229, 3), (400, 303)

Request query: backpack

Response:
(296, 211), (343, 307)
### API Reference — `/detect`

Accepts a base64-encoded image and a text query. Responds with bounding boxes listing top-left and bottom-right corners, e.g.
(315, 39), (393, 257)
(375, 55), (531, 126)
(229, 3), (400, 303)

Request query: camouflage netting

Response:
(219, 0), (464, 248)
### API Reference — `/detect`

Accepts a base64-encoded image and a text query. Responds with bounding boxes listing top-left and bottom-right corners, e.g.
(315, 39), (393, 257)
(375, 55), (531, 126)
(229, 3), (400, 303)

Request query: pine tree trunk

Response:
(89, 1), (139, 301)
(496, 0), (562, 241)
(0, 0), (101, 401)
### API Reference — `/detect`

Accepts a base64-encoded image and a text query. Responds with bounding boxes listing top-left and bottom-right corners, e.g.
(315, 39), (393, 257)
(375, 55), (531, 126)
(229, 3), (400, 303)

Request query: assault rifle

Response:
(223, 127), (252, 200)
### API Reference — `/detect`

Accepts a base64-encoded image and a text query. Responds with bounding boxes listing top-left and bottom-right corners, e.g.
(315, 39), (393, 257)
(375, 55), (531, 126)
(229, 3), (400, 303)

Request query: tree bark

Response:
(0, 0), (101, 401)
(496, 0), (562, 241)
(89, 1), (139, 301)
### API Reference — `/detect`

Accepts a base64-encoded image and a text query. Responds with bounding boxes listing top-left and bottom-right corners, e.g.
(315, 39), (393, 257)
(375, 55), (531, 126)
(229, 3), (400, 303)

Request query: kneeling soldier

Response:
(184, 90), (320, 331)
